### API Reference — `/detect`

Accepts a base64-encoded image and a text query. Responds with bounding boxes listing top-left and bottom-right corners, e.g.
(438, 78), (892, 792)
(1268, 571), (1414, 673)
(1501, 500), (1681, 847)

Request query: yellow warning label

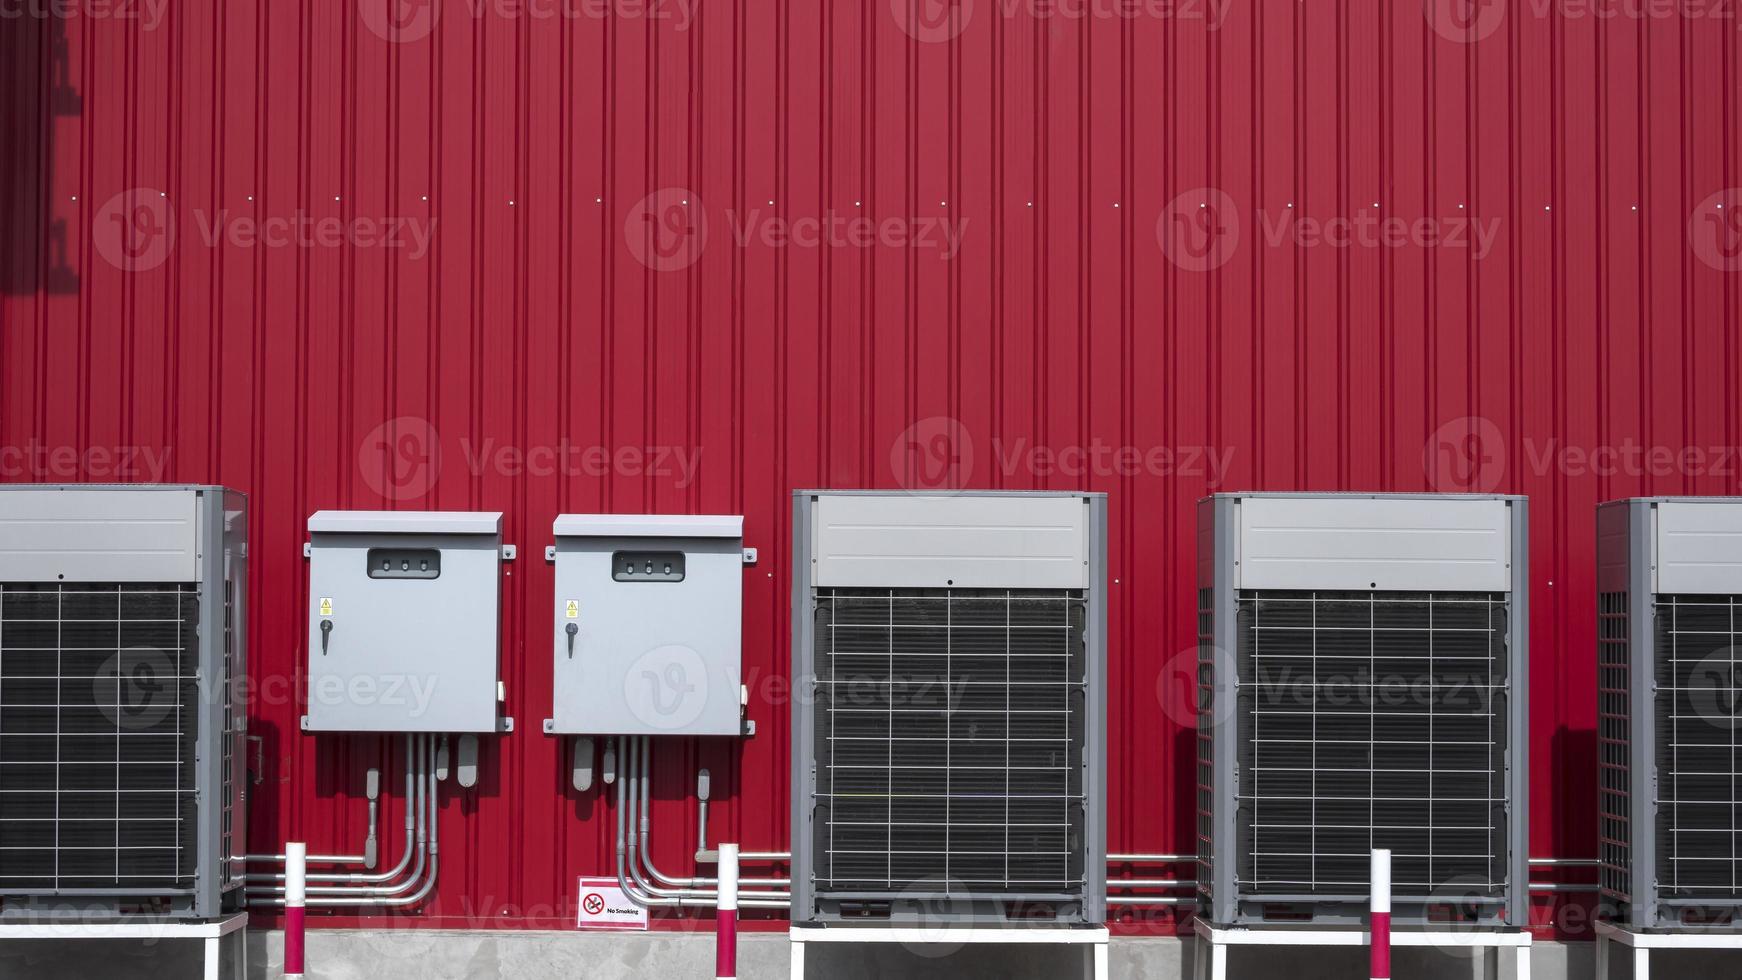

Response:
(319, 597), (333, 616)
(565, 600), (580, 619)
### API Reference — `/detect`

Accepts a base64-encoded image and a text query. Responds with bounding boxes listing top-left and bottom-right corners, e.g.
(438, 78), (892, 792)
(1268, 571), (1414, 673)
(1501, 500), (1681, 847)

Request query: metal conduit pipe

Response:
(245, 738), (402, 867)
(1107, 896), (1195, 906)
(248, 735), (432, 900)
(617, 739), (790, 907)
(633, 739), (791, 896)
(1107, 854), (1191, 863)
(247, 734), (421, 885)
(297, 740), (442, 909)
(1108, 880), (1196, 888)
(635, 740), (790, 890)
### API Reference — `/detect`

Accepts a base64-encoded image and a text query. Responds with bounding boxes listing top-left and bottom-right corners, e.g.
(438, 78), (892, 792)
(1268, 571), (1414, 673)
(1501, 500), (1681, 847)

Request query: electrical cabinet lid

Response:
(547, 514), (745, 737)
(553, 514), (742, 538)
(309, 510), (502, 535)
(305, 510), (507, 734)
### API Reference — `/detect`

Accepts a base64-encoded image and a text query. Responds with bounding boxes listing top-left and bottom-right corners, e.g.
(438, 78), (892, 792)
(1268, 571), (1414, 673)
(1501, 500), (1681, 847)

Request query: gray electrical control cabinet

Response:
(545, 515), (744, 737)
(305, 511), (510, 734)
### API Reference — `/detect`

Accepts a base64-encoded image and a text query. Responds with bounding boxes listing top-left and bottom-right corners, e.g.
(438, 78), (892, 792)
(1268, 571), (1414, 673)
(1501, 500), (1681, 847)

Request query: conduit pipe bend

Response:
(634, 738), (788, 890)
(616, 738), (790, 909)
(248, 735), (441, 907)
(246, 733), (421, 885)
(245, 737), (410, 869)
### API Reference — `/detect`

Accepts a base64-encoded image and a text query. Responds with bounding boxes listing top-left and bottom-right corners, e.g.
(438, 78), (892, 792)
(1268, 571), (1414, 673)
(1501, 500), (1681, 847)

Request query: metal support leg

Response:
(203, 935), (220, 980)
(1516, 943), (1530, 980)
(1595, 934), (1608, 980)
(1092, 940), (1108, 980)
(790, 938), (804, 980)
(1209, 941), (1227, 980)
(1632, 945), (1648, 980)
(1481, 946), (1499, 980)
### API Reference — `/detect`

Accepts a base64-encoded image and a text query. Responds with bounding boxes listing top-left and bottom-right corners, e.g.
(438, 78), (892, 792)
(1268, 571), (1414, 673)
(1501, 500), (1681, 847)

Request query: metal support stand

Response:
(788, 926), (1110, 980)
(0, 912), (248, 980)
(1593, 919), (1742, 980)
(1191, 918), (1530, 980)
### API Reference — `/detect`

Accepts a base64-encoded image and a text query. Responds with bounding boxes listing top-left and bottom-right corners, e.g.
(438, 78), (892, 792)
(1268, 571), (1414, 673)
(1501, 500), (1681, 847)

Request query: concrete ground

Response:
(4, 930), (1742, 978)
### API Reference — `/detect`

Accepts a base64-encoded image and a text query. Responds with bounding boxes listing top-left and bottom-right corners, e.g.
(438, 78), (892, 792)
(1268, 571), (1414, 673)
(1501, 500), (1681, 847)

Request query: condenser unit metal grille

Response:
(811, 587), (1087, 895)
(1597, 591), (1633, 905)
(1655, 594), (1742, 906)
(1235, 589), (1510, 900)
(0, 582), (200, 892)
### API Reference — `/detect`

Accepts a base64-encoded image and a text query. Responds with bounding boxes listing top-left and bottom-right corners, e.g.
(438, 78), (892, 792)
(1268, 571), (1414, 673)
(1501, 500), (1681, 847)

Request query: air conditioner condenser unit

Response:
(790, 490), (1107, 927)
(1599, 497), (1742, 931)
(0, 485), (248, 920)
(1196, 492), (1529, 927)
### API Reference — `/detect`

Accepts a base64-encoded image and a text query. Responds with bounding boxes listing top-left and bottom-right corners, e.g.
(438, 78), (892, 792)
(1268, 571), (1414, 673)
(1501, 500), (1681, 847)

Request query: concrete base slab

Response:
(4, 929), (1739, 979)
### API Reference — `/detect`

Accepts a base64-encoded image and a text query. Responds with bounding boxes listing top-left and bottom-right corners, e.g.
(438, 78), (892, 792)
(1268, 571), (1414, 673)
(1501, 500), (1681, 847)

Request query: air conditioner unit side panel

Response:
(1083, 494), (1108, 924)
(1626, 502), (1659, 931)
(1232, 495), (1512, 592)
(1199, 495), (1241, 926)
(790, 493), (819, 924)
(1504, 497), (1531, 927)
(193, 490), (228, 917)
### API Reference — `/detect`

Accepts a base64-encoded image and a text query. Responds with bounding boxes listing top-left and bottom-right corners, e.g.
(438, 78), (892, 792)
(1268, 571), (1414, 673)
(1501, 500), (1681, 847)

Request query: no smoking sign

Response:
(576, 877), (647, 931)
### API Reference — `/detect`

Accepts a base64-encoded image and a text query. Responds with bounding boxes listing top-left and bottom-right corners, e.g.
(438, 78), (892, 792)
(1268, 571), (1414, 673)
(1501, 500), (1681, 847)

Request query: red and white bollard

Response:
(285, 841), (307, 980)
(1370, 848), (1391, 980)
(715, 843), (739, 980)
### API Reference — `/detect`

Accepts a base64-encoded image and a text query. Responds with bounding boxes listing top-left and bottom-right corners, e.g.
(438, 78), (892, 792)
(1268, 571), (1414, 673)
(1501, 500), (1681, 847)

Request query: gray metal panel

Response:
(1230, 494), (1513, 592)
(547, 518), (743, 737)
(307, 510), (502, 535)
(0, 486), (200, 582)
(1655, 499), (1742, 595)
(1626, 501), (1659, 931)
(305, 516), (504, 733)
(1082, 494), (1108, 924)
(1596, 501), (1633, 595)
(1504, 497), (1531, 927)
(552, 514), (742, 538)
(810, 493), (1090, 589)
(790, 493), (818, 923)
(1202, 495), (1240, 925)
(221, 489), (249, 897)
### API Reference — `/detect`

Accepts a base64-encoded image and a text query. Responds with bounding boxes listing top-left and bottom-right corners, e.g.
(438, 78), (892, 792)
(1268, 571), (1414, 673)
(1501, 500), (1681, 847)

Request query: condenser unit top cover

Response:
(546, 514), (744, 737)
(807, 491), (1092, 589)
(1600, 497), (1742, 595)
(304, 510), (506, 733)
(1204, 492), (1519, 592)
(0, 484), (209, 582)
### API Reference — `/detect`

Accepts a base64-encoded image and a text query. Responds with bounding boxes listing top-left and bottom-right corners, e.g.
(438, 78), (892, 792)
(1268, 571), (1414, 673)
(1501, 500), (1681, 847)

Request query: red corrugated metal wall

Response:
(2, 0), (1739, 937)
